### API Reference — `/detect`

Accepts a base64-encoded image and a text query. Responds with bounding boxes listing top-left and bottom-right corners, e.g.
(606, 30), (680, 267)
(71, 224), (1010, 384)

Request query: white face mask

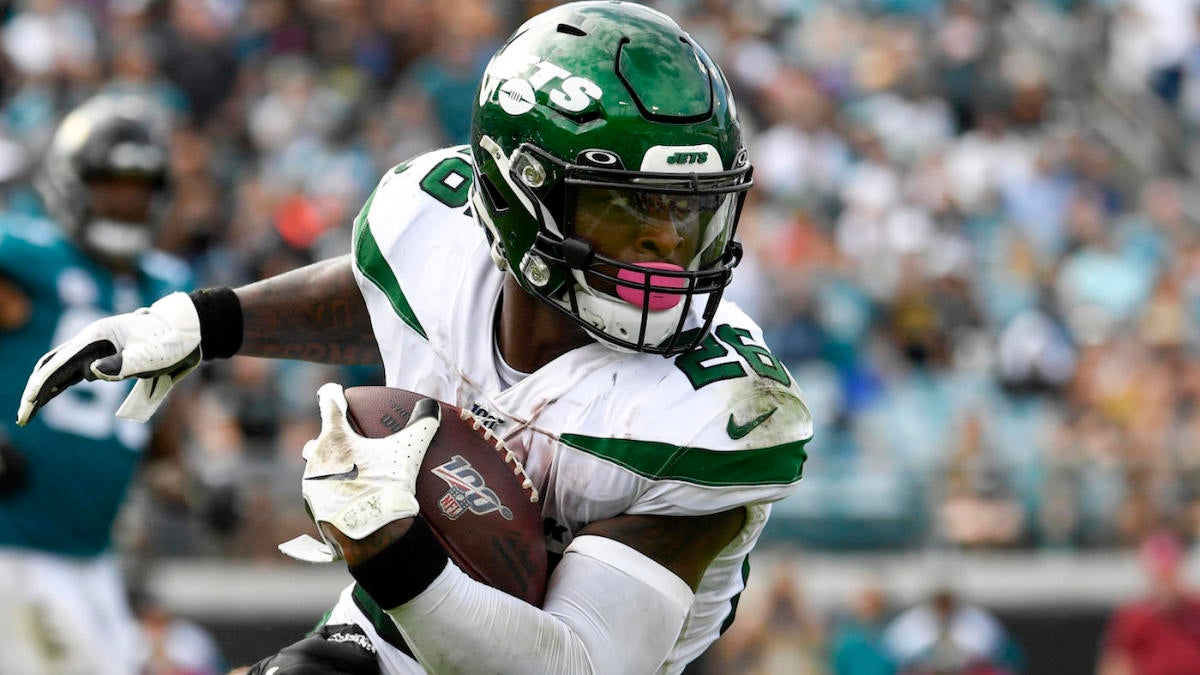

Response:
(82, 218), (152, 264)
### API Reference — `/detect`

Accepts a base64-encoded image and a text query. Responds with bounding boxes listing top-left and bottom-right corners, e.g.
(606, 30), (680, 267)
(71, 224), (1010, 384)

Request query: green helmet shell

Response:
(470, 1), (751, 354)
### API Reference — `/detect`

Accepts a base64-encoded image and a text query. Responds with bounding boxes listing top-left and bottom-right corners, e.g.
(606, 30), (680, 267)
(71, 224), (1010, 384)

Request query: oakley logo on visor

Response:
(578, 149), (623, 168)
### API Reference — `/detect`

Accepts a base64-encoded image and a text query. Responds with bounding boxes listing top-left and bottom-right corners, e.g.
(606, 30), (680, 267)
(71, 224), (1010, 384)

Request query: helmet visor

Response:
(569, 186), (737, 271)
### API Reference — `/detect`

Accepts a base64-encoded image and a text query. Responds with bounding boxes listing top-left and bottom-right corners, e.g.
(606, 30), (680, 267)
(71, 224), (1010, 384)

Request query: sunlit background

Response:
(2, 0), (1199, 673)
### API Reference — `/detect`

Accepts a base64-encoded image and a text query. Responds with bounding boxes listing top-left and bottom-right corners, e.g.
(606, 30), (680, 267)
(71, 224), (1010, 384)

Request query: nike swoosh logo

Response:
(726, 408), (777, 440)
(306, 463), (359, 481)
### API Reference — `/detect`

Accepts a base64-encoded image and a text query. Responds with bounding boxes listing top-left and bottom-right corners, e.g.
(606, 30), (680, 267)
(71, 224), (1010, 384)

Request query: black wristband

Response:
(349, 517), (449, 610)
(189, 287), (243, 360)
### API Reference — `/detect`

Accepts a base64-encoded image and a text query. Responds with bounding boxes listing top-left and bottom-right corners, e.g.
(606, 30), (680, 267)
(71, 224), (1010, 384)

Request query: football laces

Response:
(459, 407), (539, 503)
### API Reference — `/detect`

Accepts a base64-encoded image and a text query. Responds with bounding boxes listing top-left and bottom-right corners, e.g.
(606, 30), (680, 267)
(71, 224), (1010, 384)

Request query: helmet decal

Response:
(578, 150), (623, 168)
(479, 51), (603, 116)
(641, 145), (723, 172)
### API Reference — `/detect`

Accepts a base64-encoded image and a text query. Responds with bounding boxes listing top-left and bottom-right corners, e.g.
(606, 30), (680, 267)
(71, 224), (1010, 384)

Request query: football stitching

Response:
(459, 407), (540, 504)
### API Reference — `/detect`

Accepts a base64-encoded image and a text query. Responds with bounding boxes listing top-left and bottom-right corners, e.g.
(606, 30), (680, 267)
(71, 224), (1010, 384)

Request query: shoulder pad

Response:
(370, 146), (475, 208)
(351, 146), (486, 344)
(0, 212), (62, 248)
(0, 213), (75, 279)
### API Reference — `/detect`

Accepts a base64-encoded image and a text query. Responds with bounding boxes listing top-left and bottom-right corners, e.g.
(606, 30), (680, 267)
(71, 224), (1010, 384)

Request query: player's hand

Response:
(279, 383), (440, 564)
(17, 292), (202, 426)
(244, 623), (381, 674)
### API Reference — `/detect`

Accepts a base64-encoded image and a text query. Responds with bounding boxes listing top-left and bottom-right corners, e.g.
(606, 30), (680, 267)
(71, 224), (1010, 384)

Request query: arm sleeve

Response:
(384, 535), (695, 674)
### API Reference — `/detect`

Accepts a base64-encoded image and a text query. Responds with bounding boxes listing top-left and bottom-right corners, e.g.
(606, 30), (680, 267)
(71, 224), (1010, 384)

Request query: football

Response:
(341, 386), (547, 607)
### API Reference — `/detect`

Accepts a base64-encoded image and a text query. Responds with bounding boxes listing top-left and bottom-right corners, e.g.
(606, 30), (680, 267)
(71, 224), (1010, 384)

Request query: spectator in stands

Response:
(937, 411), (1026, 548)
(829, 579), (897, 675)
(883, 586), (1023, 674)
(132, 587), (227, 675)
(709, 561), (829, 675)
(1099, 530), (1200, 675)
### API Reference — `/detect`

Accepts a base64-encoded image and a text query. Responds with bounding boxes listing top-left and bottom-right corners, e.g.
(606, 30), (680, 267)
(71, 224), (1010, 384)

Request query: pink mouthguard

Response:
(616, 263), (686, 310)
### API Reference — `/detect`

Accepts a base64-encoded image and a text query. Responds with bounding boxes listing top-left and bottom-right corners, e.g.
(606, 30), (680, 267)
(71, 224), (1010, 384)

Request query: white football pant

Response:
(0, 549), (141, 675)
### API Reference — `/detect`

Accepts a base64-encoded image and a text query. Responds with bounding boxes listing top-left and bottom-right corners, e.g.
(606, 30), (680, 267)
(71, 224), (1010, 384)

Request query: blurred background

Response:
(3, 0), (1200, 672)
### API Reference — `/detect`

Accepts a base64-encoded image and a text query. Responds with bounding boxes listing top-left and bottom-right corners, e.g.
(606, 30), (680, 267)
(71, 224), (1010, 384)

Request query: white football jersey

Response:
(343, 147), (812, 673)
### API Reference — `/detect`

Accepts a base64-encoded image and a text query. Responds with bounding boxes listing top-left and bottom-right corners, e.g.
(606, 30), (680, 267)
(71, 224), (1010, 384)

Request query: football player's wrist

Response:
(349, 515), (448, 609)
(189, 287), (243, 360)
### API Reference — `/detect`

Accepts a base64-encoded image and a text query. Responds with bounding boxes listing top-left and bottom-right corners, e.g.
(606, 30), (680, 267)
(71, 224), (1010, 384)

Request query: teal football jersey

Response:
(0, 212), (191, 557)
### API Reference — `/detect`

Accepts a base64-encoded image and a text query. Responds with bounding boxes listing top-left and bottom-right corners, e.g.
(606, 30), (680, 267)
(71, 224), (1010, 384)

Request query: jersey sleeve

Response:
(350, 147), (484, 357)
(563, 386), (812, 518)
(556, 304), (813, 519)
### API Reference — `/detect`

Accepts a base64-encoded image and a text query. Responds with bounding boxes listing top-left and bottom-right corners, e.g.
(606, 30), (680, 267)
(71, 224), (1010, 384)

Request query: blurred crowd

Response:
(1, 0), (1199, 562)
(719, 0), (1200, 553)
(702, 561), (1026, 675)
(695, 529), (1200, 674)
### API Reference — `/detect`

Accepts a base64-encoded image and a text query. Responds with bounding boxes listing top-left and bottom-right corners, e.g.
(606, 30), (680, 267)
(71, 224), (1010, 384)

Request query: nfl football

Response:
(341, 386), (547, 607)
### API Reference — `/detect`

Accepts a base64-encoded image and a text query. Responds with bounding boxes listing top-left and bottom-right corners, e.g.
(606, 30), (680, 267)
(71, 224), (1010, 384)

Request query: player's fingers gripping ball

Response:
(297, 383), (440, 550)
(283, 386), (548, 603)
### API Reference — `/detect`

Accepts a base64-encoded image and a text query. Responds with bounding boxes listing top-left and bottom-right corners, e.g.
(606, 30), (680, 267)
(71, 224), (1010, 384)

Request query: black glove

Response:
(245, 624), (380, 675)
(0, 443), (27, 497)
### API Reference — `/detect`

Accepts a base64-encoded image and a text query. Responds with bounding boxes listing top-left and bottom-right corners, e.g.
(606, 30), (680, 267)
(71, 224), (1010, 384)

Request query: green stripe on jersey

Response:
(720, 556), (751, 634)
(351, 583), (410, 652)
(309, 607), (334, 635)
(557, 434), (809, 486)
(353, 189), (427, 339)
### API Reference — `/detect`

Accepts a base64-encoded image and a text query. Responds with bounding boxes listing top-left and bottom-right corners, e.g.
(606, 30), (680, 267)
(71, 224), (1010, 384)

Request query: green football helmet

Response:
(470, 1), (752, 355)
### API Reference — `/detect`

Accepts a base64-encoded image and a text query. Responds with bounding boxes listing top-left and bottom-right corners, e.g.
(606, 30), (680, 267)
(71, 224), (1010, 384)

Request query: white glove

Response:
(279, 383), (441, 564)
(17, 292), (202, 426)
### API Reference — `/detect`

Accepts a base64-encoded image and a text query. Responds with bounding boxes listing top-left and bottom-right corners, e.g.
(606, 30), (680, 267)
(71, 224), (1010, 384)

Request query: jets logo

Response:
(479, 51), (602, 115)
(667, 152), (709, 165)
(432, 455), (514, 521)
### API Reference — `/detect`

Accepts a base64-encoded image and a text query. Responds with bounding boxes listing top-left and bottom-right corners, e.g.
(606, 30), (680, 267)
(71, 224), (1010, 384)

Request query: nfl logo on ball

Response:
(432, 455), (514, 521)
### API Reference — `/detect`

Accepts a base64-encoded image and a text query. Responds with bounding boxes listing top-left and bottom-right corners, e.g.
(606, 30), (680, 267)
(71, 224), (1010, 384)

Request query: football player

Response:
(18, 3), (813, 673)
(0, 94), (190, 673)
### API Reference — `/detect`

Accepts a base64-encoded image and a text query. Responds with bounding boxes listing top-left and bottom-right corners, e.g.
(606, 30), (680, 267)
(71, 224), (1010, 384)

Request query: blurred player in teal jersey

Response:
(0, 94), (190, 673)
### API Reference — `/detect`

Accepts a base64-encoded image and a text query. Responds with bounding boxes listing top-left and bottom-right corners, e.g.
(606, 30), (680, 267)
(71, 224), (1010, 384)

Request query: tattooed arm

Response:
(237, 255), (381, 365)
(14, 254), (380, 426)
